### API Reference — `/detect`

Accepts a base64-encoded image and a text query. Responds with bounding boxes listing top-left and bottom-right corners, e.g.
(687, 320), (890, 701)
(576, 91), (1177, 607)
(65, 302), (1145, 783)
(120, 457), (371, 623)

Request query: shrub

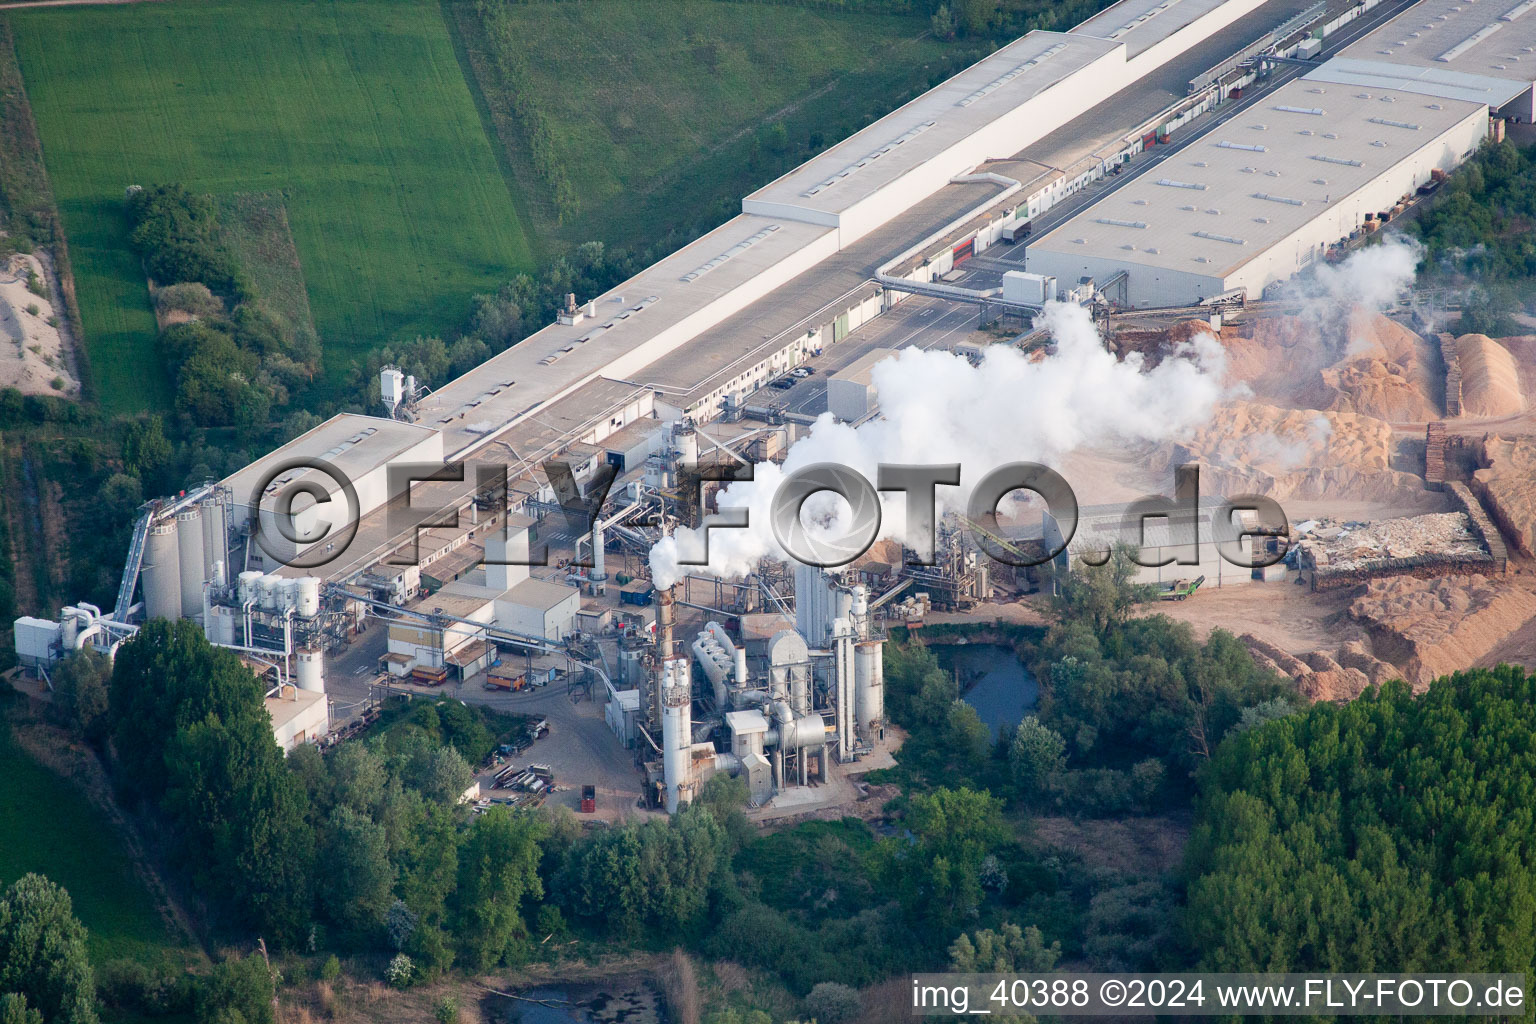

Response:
(319, 954), (341, 983)
(433, 996), (459, 1024)
(804, 981), (862, 1024)
(385, 953), (413, 990)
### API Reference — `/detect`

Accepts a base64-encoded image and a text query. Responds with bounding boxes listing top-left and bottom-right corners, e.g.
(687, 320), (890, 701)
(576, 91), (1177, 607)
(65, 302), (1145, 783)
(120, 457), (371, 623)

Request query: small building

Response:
(387, 579), (498, 667)
(266, 684), (329, 752)
(496, 578), (582, 641)
(606, 687), (642, 747)
(826, 348), (895, 423)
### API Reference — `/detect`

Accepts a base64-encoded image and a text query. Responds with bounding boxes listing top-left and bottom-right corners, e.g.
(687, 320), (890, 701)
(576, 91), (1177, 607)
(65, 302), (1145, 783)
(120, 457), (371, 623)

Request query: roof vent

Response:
(1217, 140), (1267, 152)
(1095, 217), (1148, 228)
(1156, 177), (1209, 190)
(1194, 230), (1247, 245)
(1275, 105), (1326, 115)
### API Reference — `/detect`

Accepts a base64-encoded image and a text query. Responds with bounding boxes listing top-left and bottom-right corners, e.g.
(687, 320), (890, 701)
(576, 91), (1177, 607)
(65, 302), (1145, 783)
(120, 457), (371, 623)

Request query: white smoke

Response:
(1278, 234), (1423, 358)
(648, 300), (1230, 587)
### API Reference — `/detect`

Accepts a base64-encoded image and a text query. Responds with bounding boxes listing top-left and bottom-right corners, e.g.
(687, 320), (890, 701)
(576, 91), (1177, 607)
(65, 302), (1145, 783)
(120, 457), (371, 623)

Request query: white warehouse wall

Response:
(1022, 247), (1226, 306)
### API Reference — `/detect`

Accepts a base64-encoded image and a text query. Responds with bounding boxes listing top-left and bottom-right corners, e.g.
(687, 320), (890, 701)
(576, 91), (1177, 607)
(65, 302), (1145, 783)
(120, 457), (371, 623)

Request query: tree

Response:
(803, 982), (861, 1024)
(0, 875), (97, 1024)
(0, 994), (42, 1024)
(120, 416), (172, 485)
(195, 954), (273, 1024)
(1188, 666), (1536, 974)
(52, 648), (111, 745)
(900, 788), (1008, 928)
(406, 745), (473, 806)
(1008, 716), (1066, 795)
(930, 4), (958, 40)
(1049, 543), (1154, 635)
(452, 808), (548, 970)
(319, 806), (393, 935)
(950, 922), (1060, 973)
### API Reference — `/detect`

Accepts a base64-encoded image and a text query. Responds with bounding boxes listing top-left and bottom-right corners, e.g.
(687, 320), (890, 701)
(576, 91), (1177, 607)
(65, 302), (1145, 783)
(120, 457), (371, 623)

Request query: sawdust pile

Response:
(0, 254), (77, 396)
(1303, 311), (1440, 422)
(1166, 402), (1417, 501)
(1242, 633), (1397, 702)
(1473, 434), (1536, 555)
(1346, 574), (1536, 687)
(1455, 334), (1526, 419)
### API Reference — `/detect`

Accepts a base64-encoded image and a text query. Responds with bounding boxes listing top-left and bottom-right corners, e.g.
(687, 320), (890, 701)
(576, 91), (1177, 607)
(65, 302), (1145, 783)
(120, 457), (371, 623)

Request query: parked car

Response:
(770, 378), (795, 390)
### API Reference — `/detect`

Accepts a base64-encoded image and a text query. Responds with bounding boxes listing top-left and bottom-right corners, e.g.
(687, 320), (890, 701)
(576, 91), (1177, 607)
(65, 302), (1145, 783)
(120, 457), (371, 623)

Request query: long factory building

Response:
(22, 0), (1533, 679)
(1024, 0), (1536, 306)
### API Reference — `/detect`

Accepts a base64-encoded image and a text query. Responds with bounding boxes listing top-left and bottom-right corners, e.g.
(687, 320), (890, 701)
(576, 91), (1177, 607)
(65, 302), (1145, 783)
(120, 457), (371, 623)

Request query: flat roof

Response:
(266, 688), (325, 732)
(223, 413), (437, 510)
(1334, 0), (1536, 91)
(830, 348), (897, 388)
(413, 215), (832, 458)
(743, 32), (1122, 217)
(504, 577), (580, 612)
(1072, 0), (1243, 55)
(419, 578), (500, 618)
(1027, 79), (1483, 277)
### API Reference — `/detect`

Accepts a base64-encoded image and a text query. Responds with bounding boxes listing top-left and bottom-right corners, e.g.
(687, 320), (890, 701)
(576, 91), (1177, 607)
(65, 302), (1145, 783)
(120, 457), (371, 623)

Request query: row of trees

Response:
(126, 185), (320, 433)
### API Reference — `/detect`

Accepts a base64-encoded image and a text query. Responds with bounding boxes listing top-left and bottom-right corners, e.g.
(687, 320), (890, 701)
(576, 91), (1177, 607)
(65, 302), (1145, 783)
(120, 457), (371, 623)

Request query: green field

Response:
(0, 722), (184, 965)
(455, 0), (985, 250)
(8, 0), (537, 413)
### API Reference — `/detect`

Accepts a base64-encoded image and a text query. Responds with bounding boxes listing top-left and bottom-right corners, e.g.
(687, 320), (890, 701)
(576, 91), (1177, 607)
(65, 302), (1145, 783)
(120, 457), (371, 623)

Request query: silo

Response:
(142, 521), (182, 621)
(237, 571), (264, 606)
(201, 496), (228, 580)
(296, 577), (322, 618)
(258, 574), (281, 611)
(176, 508), (205, 620)
(855, 641), (884, 742)
(295, 648), (325, 692)
(279, 577), (300, 614)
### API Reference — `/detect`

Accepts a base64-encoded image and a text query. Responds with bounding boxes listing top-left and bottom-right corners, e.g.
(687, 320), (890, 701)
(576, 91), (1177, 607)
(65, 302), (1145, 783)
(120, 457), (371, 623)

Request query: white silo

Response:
(258, 574), (281, 611)
(673, 421), (699, 468)
(143, 521), (182, 621)
(296, 577), (321, 618)
(210, 559), (226, 590)
(295, 648), (325, 692)
(279, 577), (300, 613)
(176, 508), (205, 620)
(237, 570), (264, 606)
(855, 641), (884, 742)
(200, 495), (228, 580)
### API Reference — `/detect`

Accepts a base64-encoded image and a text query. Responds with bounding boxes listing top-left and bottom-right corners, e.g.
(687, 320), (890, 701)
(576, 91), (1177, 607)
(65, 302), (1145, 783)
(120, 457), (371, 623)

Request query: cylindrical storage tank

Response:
(279, 577), (300, 613)
(734, 645), (748, 686)
(60, 607), (78, 649)
(176, 508), (205, 620)
(237, 570), (264, 606)
(296, 577), (322, 618)
(143, 522), (182, 621)
(203, 605), (237, 646)
(258, 574), (281, 611)
(855, 642), (884, 739)
(851, 585), (868, 618)
(834, 587), (853, 628)
(211, 559), (227, 590)
(674, 423), (699, 467)
(200, 497), (227, 581)
(295, 647), (324, 692)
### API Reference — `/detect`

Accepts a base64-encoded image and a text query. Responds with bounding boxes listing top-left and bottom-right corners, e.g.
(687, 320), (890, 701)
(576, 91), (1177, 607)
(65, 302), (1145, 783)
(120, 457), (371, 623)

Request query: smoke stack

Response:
(656, 585), (675, 662)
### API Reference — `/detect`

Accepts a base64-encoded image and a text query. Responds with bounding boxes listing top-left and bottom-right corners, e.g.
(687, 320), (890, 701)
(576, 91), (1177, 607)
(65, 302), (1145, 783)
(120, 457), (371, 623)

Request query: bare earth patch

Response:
(0, 253), (78, 395)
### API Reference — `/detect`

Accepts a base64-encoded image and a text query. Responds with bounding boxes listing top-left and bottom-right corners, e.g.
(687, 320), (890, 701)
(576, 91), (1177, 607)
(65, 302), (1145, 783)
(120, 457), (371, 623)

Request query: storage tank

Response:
(143, 521), (182, 621)
(176, 508), (205, 620)
(60, 607), (79, 649)
(295, 647), (324, 693)
(203, 605), (237, 646)
(201, 496), (228, 580)
(278, 577), (300, 613)
(296, 577), (322, 618)
(855, 641), (885, 742)
(237, 570), (264, 606)
(257, 574), (281, 611)
(674, 422), (699, 468)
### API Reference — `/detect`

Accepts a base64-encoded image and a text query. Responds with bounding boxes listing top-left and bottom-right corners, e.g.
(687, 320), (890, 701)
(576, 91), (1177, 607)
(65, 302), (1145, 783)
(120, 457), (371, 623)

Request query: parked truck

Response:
(1157, 575), (1206, 601)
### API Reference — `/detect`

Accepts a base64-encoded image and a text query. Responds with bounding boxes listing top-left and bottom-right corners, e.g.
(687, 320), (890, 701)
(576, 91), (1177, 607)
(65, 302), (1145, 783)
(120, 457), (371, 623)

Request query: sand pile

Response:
(1242, 634), (1393, 702)
(1166, 401), (1415, 501)
(0, 254), (77, 396)
(1472, 434), (1536, 555)
(1346, 574), (1536, 687)
(1455, 334), (1526, 419)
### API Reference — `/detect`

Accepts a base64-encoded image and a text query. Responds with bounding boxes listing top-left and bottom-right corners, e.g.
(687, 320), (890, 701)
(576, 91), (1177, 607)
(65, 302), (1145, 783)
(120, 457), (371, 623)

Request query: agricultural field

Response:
(0, 716), (187, 966)
(7, 0), (537, 413)
(452, 0), (989, 250)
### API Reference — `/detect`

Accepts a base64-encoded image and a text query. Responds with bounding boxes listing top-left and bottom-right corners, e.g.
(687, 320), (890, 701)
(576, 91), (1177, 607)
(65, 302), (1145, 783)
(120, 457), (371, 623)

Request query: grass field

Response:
(0, 718), (183, 965)
(453, 0), (987, 250)
(8, 0), (537, 414)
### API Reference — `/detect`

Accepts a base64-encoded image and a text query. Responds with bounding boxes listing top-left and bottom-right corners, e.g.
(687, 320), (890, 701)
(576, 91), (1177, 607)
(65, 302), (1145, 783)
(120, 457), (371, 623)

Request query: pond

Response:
(481, 981), (667, 1024)
(938, 642), (1040, 738)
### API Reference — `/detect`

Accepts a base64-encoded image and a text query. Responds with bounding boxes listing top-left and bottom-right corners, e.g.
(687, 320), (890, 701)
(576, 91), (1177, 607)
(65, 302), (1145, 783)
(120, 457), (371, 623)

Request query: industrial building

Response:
(19, 0), (1532, 787)
(1025, 0), (1536, 306)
